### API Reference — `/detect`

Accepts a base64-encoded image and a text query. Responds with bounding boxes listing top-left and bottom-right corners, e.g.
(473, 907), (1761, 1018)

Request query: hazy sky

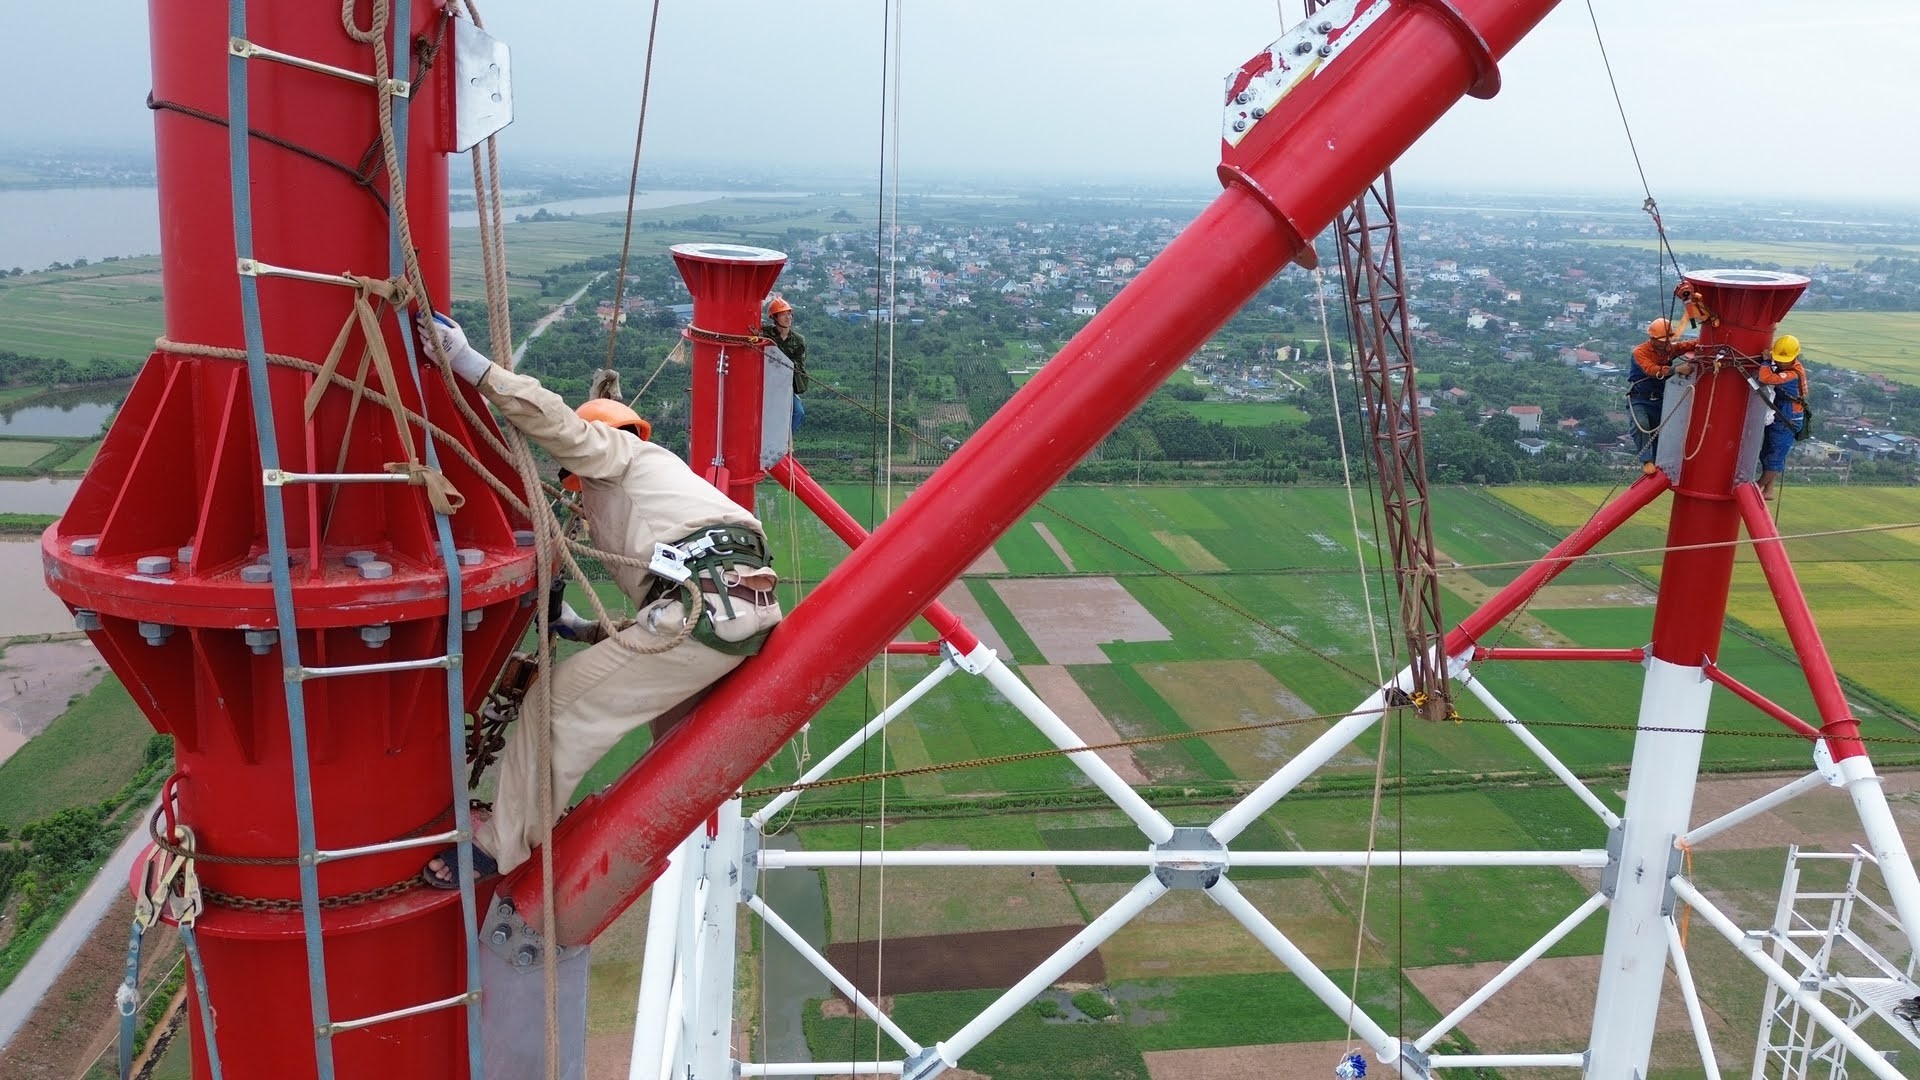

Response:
(9, 2), (1920, 203)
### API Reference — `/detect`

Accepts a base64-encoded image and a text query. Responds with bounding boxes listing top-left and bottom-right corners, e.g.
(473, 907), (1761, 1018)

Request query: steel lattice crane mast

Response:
(1304, 0), (1454, 722)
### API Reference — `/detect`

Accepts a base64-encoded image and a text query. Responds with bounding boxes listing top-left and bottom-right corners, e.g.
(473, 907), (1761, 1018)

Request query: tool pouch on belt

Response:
(650, 525), (781, 656)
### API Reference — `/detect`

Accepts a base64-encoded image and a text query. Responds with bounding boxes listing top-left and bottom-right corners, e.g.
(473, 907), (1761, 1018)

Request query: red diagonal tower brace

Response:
(495, 0), (1561, 946)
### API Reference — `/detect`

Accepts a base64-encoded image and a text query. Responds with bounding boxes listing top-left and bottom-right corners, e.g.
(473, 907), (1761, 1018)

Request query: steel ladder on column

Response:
(224, 0), (487, 1075)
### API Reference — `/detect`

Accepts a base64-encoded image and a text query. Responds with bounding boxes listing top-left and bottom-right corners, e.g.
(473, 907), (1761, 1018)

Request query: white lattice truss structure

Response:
(1752, 846), (1920, 1077)
(624, 638), (1920, 1079)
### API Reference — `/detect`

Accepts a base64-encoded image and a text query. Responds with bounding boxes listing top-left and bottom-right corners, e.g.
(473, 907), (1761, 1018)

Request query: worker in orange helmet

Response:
(1674, 282), (1718, 332)
(761, 295), (808, 435)
(1754, 334), (1810, 500)
(413, 312), (781, 887)
(1627, 316), (1699, 476)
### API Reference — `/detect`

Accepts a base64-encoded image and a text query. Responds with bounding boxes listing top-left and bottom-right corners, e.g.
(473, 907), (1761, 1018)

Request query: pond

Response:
(0, 383), (128, 438)
(0, 478), (82, 515)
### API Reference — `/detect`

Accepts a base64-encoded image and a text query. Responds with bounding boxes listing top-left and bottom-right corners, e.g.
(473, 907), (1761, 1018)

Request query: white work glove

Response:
(554, 600), (593, 641)
(415, 312), (493, 386)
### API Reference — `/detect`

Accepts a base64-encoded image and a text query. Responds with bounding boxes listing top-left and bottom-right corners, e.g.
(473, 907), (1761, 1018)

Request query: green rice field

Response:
(1774, 310), (1920, 387)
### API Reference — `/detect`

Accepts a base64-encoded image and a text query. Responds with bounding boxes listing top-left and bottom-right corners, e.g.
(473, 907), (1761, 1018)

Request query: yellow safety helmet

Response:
(1647, 318), (1680, 340)
(767, 296), (793, 317)
(1771, 334), (1801, 366)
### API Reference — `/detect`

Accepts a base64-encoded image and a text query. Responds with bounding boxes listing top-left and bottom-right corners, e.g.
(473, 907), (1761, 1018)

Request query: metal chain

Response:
(737, 702), (1917, 801)
(148, 801), (452, 866)
(203, 875), (426, 913)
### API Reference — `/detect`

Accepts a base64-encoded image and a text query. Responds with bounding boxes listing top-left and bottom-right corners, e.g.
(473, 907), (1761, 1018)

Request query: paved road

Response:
(0, 803), (156, 1051)
(511, 274), (603, 366)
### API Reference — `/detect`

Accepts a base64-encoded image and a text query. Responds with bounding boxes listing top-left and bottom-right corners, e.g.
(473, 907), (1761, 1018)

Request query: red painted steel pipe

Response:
(1702, 660), (1822, 741)
(1445, 471), (1669, 650)
(885, 641), (945, 656)
(674, 244), (786, 510)
(770, 455), (981, 654)
(504, 0), (1572, 946)
(1735, 485), (1868, 758)
(1646, 271), (1806, 666)
(1472, 647), (1647, 663)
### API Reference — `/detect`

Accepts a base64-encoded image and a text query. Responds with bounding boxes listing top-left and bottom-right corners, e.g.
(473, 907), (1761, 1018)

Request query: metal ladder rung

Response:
(322, 990), (478, 1037)
(265, 468), (415, 487)
(295, 655), (458, 681)
(227, 37), (409, 96)
(236, 258), (366, 288)
(313, 828), (464, 865)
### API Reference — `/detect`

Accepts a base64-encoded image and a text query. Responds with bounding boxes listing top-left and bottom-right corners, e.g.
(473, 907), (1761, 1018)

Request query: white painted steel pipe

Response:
(1426, 1054), (1586, 1068)
(1673, 878), (1906, 1080)
(1664, 916), (1723, 1080)
(1416, 891), (1608, 1052)
(738, 1063), (903, 1076)
(628, 832), (693, 1080)
(750, 659), (958, 828)
(1456, 665), (1621, 829)
(1836, 754), (1920, 962)
(1207, 876), (1413, 1075)
(1683, 770), (1827, 848)
(933, 875), (1169, 1066)
(692, 801), (744, 1080)
(1588, 658), (1712, 1079)
(745, 895), (923, 1056)
(657, 967), (684, 1080)
(981, 656), (1175, 843)
(1210, 678), (1400, 843)
(758, 849), (1606, 870)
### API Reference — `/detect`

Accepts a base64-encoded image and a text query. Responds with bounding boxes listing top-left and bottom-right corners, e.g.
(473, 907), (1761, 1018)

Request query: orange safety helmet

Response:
(767, 296), (793, 317)
(1646, 317), (1681, 340)
(575, 398), (652, 438)
(564, 400), (651, 492)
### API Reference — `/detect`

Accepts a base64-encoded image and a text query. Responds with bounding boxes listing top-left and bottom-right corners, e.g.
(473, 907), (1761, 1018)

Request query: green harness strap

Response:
(662, 524), (775, 657)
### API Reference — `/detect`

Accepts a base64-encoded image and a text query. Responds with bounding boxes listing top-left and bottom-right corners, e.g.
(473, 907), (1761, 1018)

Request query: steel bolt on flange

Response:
(359, 624), (392, 648)
(243, 629), (279, 655)
(135, 556), (174, 575)
(138, 622), (173, 646)
(74, 608), (102, 631)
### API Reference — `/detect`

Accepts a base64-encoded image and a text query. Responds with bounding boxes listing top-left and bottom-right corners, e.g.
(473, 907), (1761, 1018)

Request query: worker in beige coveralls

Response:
(414, 312), (781, 886)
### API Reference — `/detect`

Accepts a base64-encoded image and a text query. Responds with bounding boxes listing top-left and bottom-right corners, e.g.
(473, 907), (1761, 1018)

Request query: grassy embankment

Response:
(0, 675), (166, 994)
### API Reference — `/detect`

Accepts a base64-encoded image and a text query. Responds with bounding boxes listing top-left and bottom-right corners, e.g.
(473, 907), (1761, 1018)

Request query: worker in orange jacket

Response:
(1628, 317), (1699, 475)
(1755, 334), (1810, 499)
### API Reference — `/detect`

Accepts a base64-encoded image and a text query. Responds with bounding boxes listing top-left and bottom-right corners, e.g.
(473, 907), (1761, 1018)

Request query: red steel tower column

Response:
(672, 244), (787, 511)
(1587, 269), (1807, 1075)
(42, 3), (534, 1076)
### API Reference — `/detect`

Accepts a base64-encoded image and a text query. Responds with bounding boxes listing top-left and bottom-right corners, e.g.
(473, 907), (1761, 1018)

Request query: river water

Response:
(0, 187), (804, 271)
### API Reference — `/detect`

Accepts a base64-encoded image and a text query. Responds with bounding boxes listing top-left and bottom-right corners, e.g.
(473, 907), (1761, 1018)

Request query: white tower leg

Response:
(1587, 657), (1712, 1078)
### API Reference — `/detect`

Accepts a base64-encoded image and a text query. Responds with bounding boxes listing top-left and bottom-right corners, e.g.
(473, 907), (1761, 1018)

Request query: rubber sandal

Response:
(422, 844), (499, 890)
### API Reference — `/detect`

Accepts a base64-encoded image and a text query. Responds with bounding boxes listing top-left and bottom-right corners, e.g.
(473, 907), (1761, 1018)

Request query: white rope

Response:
(871, 2), (906, 1065)
(1311, 267), (1395, 1052)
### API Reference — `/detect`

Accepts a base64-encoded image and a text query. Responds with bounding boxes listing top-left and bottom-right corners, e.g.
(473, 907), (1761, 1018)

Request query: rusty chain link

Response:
(202, 875), (427, 913)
